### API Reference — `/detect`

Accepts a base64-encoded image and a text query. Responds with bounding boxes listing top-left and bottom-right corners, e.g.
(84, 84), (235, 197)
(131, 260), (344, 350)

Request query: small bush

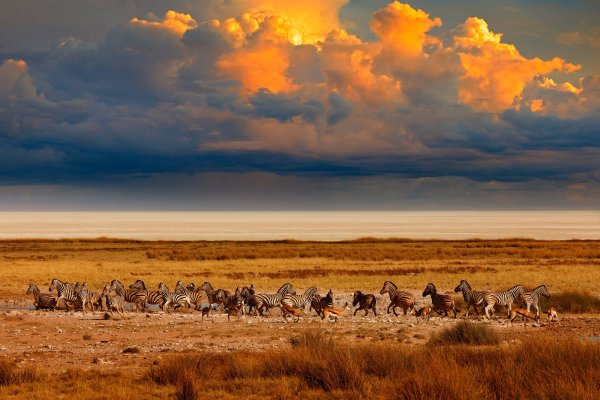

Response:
(82, 334), (93, 340)
(0, 358), (40, 386)
(542, 291), (600, 313)
(430, 321), (500, 345)
(175, 371), (199, 400)
(123, 347), (140, 354)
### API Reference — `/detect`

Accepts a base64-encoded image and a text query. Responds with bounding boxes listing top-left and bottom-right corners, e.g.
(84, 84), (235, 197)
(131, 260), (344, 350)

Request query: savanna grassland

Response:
(1, 238), (600, 399)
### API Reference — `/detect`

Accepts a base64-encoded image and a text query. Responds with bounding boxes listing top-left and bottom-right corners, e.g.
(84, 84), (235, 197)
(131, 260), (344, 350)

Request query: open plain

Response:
(1, 238), (600, 399)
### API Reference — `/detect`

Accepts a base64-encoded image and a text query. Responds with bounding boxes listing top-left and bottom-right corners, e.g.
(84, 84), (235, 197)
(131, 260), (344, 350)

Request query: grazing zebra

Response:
(422, 283), (458, 318)
(175, 281), (205, 311)
(101, 284), (125, 317)
(158, 282), (191, 312)
(26, 283), (57, 310)
(380, 281), (415, 316)
(482, 285), (524, 319)
(518, 285), (550, 317)
(110, 279), (147, 312)
(453, 280), (486, 317)
(49, 278), (82, 311)
(281, 286), (318, 310)
(253, 283), (296, 316)
(352, 291), (377, 316)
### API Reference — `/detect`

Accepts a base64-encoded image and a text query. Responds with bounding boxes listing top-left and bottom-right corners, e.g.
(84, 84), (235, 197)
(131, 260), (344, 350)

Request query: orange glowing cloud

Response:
(130, 10), (197, 37)
(371, 1), (442, 59)
(454, 17), (581, 112)
(321, 29), (402, 106)
(0, 59), (42, 102)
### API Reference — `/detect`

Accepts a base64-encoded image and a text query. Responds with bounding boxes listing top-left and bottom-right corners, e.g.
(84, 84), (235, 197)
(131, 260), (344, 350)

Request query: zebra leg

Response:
(484, 304), (493, 319)
(386, 303), (392, 314)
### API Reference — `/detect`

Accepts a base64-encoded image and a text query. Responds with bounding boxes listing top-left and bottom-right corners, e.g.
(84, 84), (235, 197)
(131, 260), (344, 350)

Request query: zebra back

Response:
(281, 286), (318, 309)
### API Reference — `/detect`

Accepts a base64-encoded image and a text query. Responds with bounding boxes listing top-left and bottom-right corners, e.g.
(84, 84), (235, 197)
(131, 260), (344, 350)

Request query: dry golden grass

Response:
(1, 239), (599, 297)
(5, 331), (594, 399)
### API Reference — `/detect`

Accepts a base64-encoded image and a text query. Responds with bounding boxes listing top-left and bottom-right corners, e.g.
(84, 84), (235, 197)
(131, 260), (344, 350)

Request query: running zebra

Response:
(74, 282), (102, 313)
(482, 284), (524, 319)
(110, 279), (147, 312)
(254, 283), (296, 316)
(175, 281), (205, 310)
(453, 280), (486, 317)
(380, 281), (415, 316)
(129, 279), (166, 310)
(422, 283), (458, 318)
(352, 291), (377, 316)
(281, 286), (318, 310)
(158, 282), (191, 312)
(26, 283), (56, 310)
(518, 285), (550, 317)
(101, 284), (125, 317)
(49, 278), (82, 311)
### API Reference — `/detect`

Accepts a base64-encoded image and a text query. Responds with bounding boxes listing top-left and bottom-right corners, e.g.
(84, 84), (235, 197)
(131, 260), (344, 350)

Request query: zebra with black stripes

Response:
(49, 278), (82, 312)
(453, 280), (486, 317)
(101, 284), (125, 316)
(175, 281), (205, 311)
(158, 282), (191, 312)
(74, 282), (103, 313)
(129, 279), (167, 310)
(281, 286), (318, 310)
(254, 283), (296, 316)
(482, 284), (524, 319)
(110, 279), (147, 312)
(422, 283), (458, 318)
(518, 284), (550, 317)
(380, 281), (415, 316)
(26, 283), (56, 311)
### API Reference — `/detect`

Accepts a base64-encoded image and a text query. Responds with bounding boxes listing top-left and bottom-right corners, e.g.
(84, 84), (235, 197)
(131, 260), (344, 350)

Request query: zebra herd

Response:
(25, 278), (554, 323)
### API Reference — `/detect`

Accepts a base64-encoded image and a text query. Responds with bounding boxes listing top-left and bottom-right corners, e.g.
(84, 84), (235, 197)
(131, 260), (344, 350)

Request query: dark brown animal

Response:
(352, 291), (377, 316)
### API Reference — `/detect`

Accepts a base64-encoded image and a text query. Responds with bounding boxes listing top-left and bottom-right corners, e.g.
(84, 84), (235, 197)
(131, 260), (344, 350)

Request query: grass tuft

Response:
(430, 321), (500, 345)
(0, 358), (40, 386)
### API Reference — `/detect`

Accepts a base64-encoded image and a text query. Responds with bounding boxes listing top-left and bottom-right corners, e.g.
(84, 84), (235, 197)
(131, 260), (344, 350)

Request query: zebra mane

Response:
(384, 281), (398, 289)
(461, 280), (472, 290)
(276, 283), (292, 294)
(201, 282), (215, 292)
(303, 286), (318, 296)
(533, 284), (547, 291)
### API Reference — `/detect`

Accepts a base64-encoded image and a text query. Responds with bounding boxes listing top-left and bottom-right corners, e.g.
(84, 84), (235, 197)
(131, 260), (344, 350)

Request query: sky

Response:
(0, 0), (599, 210)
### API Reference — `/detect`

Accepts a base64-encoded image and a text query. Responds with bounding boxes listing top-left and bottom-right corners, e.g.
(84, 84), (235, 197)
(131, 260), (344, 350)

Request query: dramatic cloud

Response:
(0, 1), (599, 209)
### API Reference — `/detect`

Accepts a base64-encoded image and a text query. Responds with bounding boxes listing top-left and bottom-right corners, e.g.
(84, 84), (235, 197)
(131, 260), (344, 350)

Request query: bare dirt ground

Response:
(3, 292), (600, 379)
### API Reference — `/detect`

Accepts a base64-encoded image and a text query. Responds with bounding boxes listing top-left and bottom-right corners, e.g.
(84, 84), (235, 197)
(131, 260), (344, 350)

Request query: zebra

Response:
(158, 282), (191, 312)
(352, 291), (377, 316)
(240, 285), (256, 315)
(101, 284), (125, 317)
(199, 282), (230, 308)
(380, 281), (415, 316)
(26, 283), (56, 310)
(309, 289), (334, 316)
(253, 283), (296, 316)
(482, 285), (524, 319)
(175, 281), (205, 311)
(128, 279), (167, 310)
(453, 280), (486, 317)
(281, 286), (318, 310)
(74, 282), (102, 313)
(518, 285), (550, 317)
(49, 278), (82, 312)
(422, 283), (458, 318)
(110, 279), (147, 312)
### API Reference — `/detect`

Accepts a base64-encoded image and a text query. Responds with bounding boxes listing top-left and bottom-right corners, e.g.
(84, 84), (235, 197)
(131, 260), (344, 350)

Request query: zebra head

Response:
(380, 281), (397, 295)
(49, 278), (61, 292)
(130, 279), (146, 290)
(26, 283), (36, 295)
(277, 283), (295, 295)
(352, 291), (363, 307)
(422, 283), (437, 298)
(454, 280), (471, 293)
(535, 284), (550, 298)
(158, 282), (169, 293)
(303, 286), (318, 298)
(110, 279), (124, 290)
(200, 282), (214, 293)
(186, 282), (197, 291)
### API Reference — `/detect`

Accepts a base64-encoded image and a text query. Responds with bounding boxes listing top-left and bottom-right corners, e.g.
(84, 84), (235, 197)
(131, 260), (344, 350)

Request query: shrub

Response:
(430, 321), (500, 345)
(542, 291), (600, 313)
(0, 358), (40, 386)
